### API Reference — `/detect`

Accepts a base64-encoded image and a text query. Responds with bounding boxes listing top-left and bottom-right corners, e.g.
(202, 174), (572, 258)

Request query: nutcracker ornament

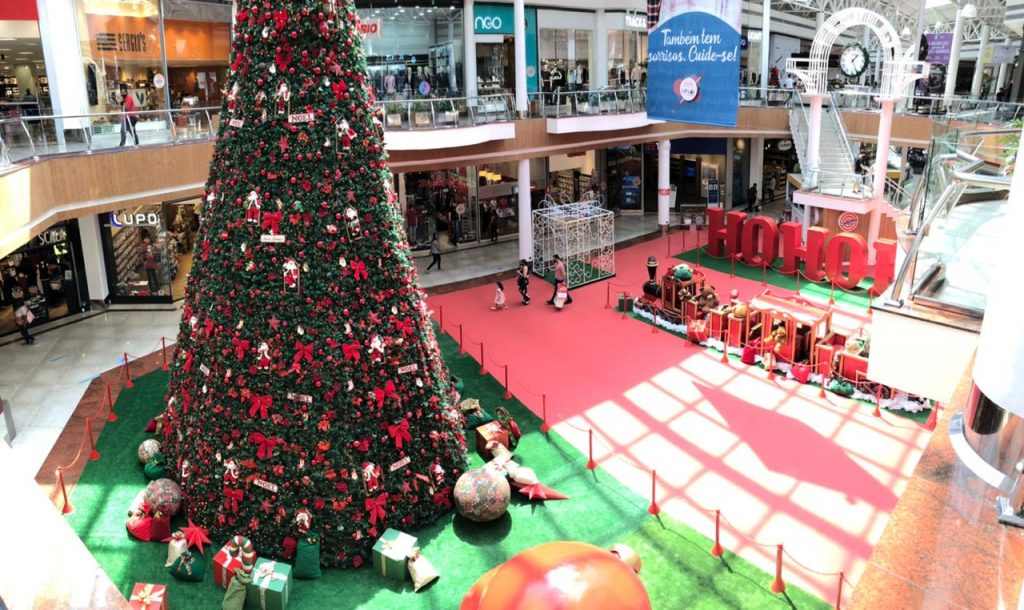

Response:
(283, 258), (300, 293)
(275, 82), (290, 115)
(245, 191), (261, 224)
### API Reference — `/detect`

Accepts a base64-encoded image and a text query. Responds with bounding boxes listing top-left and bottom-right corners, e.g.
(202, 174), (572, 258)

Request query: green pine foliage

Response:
(162, 0), (468, 568)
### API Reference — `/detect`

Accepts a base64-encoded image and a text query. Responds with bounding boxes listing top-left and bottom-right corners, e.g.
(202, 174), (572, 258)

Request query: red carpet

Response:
(426, 231), (929, 606)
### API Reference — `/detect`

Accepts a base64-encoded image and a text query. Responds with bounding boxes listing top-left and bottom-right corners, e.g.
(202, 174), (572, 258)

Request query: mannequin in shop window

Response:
(384, 71), (397, 99)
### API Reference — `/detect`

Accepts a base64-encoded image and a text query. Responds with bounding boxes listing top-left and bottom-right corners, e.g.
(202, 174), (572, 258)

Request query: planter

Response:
(413, 111), (431, 127)
(385, 113), (402, 128)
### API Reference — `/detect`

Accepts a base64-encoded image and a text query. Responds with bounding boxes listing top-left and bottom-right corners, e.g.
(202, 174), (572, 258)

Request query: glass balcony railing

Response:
(527, 88), (647, 118)
(372, 93), (515, 130)
(0, 107), (219, 168)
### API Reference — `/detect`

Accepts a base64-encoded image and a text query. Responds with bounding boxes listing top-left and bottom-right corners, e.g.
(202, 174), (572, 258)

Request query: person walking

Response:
(118, 84), (139, 147)
(547, 254), (572, 305)
(746, 183), (758, 212)
(425, 234), (442, 273)
(14, 299), (35, 344)
(488, 205), (499, 242)
(491, 281), (509, 311)
(516, 259), (531, 305)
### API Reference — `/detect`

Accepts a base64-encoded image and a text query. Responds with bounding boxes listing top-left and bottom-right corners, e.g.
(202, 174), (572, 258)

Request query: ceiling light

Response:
(961, 3), (977, 18)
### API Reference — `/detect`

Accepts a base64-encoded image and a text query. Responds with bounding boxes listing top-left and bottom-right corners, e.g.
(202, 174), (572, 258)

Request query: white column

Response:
(760, 0), (771, 100)
(518, 159), (533, 261)
(36, 0), (90, 145)
(860, 28), (870, 85)
(568, 29), (576, 63)
(397, 173), (407, 216)
(464, 0), (477, 98)
(971, 23), (991, 98)
(749, 137), (764, 196)
(816, 12), (824, 30)
(513, 0), (528, 115)
(868, 98), (896, 264)
(944, 7), (968, 106)
(874, 48), (882, 88)
(594, 10), (608, 89)
(657, 140), (671, 230)
(724, 139), (735, 208)
(997, 62), (1010, 93)
(805, 95), (823, 188)
(78, 215), (109, 302)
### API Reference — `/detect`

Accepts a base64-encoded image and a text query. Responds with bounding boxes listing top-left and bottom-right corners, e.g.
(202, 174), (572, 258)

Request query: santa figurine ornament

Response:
(335, 119), (354, 151)
(276, 82), (290, 114)
(245, 190), (261, 224)
(294, 508), (312, 533)
(283, 258), (301, 293)
(254, 91), (267, 121)
(344, 206), (362, 240)
(226, 82), (240, 114)
(256, 342), (272, 370)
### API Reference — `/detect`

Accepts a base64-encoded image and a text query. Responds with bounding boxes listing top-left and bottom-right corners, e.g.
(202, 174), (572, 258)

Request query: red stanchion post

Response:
(873, 385), (883, 418)
(648, 470), (660, 515)
(605, 283), (611, 310)
(730, 254), (736, 277)
(710, 510), (724, 557)
(458, 324), (466, 355)
(766, 350), (775, 381)
(86, 418), (100, 461)
(439, 305), (444, 330)
(502, 365), (512, 400)
(924, 401), (940, 431)
(160, 337), (170, 371)
(105, 383), (117, 422)
(122, 353), (134, 388)
(720, 329), (730, 363)
(696, 243), (702, 267)
(795, 270), (801, 294)
(762, 262), (768, 286)
(835, 571), (844, 610)
(866, 290), (874, 316)
(771, 544), (786, 593)
(540, 394), (551, 433)
(57, 467), (73, 515)
(586, 429), (596, 470)
(829, 278), (836, 305)
(479, 343), (487, 376)
(818, 362), (828, 398)
(621, 292), (628, 320)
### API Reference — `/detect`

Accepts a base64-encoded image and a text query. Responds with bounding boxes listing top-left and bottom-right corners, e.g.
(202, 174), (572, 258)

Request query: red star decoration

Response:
(268, 316), (280, 331)
(346, 190), (355, 202)
(367, 311), (381, 325)
(261, 498), (273, 514)
(180, 519), (213, 555)
(279, 135), (290, 152)
(401, 481), (411, 494)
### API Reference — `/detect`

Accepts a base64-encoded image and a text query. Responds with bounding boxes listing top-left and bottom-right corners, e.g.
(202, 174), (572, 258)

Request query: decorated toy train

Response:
(632, 261), (926, 411)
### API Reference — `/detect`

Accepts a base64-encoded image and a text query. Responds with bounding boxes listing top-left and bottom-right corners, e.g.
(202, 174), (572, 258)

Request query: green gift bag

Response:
(222, 569), (252, 610)
(144, 452), (167, 480)
(293, 533), (322, 580)
(169, 550), (206, 582)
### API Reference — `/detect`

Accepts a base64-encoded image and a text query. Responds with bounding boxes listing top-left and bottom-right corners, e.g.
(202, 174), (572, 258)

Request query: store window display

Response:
(0, 222), (86, 337)
(404, 169), (472, 252)
(357, 7), (463, 98)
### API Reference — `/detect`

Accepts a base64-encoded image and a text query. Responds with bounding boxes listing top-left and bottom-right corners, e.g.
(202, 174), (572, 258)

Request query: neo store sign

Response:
(707, 208), (897, 292)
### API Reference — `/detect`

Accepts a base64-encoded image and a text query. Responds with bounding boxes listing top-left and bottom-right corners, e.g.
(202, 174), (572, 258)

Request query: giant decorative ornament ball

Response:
(138, 439), (162, 464)
(144, 478), (182, 516)
(460, 541), (652, 610)
(453, 467), (510, 523)
(609, 543), (642, 573)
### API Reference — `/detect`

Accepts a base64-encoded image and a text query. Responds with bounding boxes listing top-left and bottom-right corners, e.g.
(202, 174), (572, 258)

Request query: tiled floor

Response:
(0, 211), (676, 477)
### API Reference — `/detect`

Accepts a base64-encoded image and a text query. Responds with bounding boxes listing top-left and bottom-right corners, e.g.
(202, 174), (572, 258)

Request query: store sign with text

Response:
(86, 15), (229, 62)
(647, 0), (741, 127)
(473, 4), (539, 93)
(706, 208), (896, 291)
(624, 13), (646, 30)
(110, 211), (161, 227)
(359, 18), (381, 38)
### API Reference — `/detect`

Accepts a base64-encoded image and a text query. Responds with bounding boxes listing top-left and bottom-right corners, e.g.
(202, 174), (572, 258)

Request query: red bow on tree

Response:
(394, 318), (413, 337)
(365, 493), (387, 525)
(273, 9), (288, 30)
(293, 341), (314, 364)
(249, 394), (272, 419)
(250, 432), (280, 460)
(262, 210), (283, 234)
(275, 44), (292, 73)
(342, 342), (361, 362)
(350, 260), (368, 281)
(387, 418), (412, 449)
(204, 318), (215, 338)
(332, 80), (348, 100)
(232, 338), (250, 360)
(375, 381), (398, 408)
(223, 488), (243, 513)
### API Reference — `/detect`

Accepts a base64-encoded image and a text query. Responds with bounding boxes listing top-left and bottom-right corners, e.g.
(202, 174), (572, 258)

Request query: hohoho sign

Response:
(706, 208), (896, 293)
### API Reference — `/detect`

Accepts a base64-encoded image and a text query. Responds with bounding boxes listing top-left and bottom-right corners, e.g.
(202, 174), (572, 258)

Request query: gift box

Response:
(150, 512), (171, 542)
(129, 583), (167, 610)
(475, 421), (510, 460)
(407, 549), (440, 592)
(372, 528), (418, 581)
(618, 292), (633, 312)
(213, 535), (257, 588)
(244, 558), (292, 610)
(791, 363), (812, 384)
(687, 318), (708, 344)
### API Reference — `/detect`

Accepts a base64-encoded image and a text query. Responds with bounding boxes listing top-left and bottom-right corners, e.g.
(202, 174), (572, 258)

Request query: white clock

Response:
(839, 44), (868, 78)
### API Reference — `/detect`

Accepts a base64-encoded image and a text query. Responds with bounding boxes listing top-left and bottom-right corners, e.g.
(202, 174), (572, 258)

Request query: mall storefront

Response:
(0, 221), (89, 337)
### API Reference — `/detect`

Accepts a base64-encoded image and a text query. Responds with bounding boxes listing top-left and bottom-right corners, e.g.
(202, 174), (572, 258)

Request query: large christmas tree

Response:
(162, 1), (468, 567)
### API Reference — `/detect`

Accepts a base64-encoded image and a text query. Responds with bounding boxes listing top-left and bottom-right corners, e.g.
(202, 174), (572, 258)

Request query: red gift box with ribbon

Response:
(212, 535), (256, 588)
(129, 583), (167, 610)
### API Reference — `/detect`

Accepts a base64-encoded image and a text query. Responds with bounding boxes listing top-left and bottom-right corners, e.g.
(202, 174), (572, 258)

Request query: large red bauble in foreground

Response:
(460, 541), (652, 610)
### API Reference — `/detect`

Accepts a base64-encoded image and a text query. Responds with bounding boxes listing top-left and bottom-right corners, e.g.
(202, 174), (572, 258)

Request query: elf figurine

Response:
(245, 190), (261, 223)
(257, 342), (272, 370)
(275, 82), (290, 115)
(283, 258), (300, 292)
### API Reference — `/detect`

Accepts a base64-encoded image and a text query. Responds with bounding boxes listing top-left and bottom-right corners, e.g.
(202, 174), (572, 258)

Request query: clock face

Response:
(840, 45), (868, 77)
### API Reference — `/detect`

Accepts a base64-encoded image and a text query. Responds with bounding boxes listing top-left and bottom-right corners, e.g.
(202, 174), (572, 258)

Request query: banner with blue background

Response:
(647, 0), (741, 127)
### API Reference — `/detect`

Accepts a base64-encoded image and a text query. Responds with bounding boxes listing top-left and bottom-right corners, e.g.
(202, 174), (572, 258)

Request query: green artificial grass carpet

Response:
(675, 247), (873, 310)
(66, 330), (828, 609)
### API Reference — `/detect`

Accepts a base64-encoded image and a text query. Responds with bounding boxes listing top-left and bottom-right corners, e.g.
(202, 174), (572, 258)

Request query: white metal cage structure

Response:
(532, 201), (615, 289)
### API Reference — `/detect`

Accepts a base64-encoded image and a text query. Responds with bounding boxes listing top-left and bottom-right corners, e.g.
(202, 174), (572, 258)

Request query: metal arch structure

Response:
(771, 0), (920, 45)
(786, 7), (927, 99)
(532, 201), (615, 289)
